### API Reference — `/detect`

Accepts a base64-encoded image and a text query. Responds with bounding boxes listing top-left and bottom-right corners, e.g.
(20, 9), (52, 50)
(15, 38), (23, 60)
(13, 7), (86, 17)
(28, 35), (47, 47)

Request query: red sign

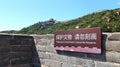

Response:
(54, 27), (101, 54)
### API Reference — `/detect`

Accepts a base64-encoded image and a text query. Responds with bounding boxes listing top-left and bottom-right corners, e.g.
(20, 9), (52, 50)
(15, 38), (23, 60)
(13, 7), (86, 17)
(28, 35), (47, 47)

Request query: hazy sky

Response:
(0, 0), (120, 31)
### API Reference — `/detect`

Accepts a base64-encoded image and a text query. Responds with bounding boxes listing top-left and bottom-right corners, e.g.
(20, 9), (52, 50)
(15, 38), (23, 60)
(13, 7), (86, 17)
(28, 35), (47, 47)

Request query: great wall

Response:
(0, 33), (120, 67)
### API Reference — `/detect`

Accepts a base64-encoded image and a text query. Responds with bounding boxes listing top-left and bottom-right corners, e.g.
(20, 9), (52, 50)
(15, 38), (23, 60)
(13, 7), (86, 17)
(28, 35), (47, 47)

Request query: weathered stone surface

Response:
(32, 64), (41, 67)
(0, 61), (10, 66)
(67, 57), (94, 67)
(12, 64), (32, 67)
(0, 35), (12, 39)
(36, 39), (47, 46)
(40, 59), (45, 65)
(10, 35), (34, 45)
(0, 53), (9, 60)
(34, 39), (37, 45)
(0, 38), (10, 46)
(32, 57), (41, 64)
(61, 63), (76, 67)
(36, 45), (46, 52)
(33, 35), (53, 39)
(11, 35), (32, 40)
(33, 35), (45, 39)
(46, 39), (54, 46)
(10, 39), (33, 45)
(10, 52), (32, 58)
(11, 45), (32, 52)
(0, 33), (120, 67)
(11, 57), (32, 65)
(41, 64), (48, 67)
(76, 65), (84, 67)
(66, 57), (77, 64)
(50, 39), (54, 45)
(106, 51), (120, 63)
(108, 33), (120, 41)
(45, 59), (61, 67)
(0, 47), (10, 53)
(95, 61), (120, 67)
(106, 41), (120, 52)
(46, 45), (56, 53)
(46, 34), (54, 39)
(57, 51), (87, 59)
(0, 34), (39, 67)
(86, 51), (106, 61)
(49, 53), (68, 62)
(58, 55), (68, 62)
(68, 57), (94, 67)
(38, 52), (50, 59)
(76, 58), (94, 67)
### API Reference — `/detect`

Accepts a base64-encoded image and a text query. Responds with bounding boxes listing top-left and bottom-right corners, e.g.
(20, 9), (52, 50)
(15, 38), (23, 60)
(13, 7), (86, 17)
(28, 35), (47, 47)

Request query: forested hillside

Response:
(1, 8), (120, 34)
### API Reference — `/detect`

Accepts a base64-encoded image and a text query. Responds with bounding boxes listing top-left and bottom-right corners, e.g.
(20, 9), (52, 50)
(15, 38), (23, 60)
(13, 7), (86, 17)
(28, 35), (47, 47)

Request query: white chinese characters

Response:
(56, 34), (72, 40)
(56, 33), (97, 41)
(74, 33), (97, 40)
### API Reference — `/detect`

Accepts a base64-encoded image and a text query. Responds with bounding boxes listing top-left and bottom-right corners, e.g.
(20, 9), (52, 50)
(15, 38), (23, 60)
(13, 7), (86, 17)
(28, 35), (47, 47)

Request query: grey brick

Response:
(106, 41), (120, 52)
(95, 61), (120, 67)
(108, 34), (120, 41)
(68, 57), (94, 67)
(36, 39), (47, 46)
(36, 45), (46, 52)
(49, 54), (68, 62)
(67, 57), (78, 64)
(12, 64), (32, 67)
(33, 35), (47, 39)
(11, 45), (32, 52)
(61, 63), (76, 67)
(106, 51), (120, 63)
(0, 38), (10, 46)
(41, 65), (48, 67)
(45, 59), (61, 67)
(46, 45), (56, 53)
(40, 59), (45, 65)
(46, 39), (54, 46)
(76, 59), (94, 67)
(38, 52), (50, 59)
(76, 65), (84, 67)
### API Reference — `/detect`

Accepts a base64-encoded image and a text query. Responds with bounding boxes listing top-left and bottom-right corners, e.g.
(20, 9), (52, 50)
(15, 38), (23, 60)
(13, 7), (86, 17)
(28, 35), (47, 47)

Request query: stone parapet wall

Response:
(0, 33), (120, 67)
(33, 33), (120, 67)
(0, 34), (40, 67)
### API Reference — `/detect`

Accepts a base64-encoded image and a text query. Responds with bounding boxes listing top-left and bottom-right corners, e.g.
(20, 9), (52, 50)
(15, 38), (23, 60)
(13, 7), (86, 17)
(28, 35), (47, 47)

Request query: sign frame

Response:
(54, 27), (102, 54)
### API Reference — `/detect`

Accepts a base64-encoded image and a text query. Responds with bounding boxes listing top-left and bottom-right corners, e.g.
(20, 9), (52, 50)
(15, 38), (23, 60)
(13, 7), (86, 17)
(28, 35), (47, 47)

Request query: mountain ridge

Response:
(1, 8), (120, 34)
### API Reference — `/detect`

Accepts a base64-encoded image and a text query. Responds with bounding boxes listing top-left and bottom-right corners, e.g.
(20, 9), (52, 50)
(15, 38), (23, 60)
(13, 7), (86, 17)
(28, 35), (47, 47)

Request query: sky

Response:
(0, 0), (120, 31)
